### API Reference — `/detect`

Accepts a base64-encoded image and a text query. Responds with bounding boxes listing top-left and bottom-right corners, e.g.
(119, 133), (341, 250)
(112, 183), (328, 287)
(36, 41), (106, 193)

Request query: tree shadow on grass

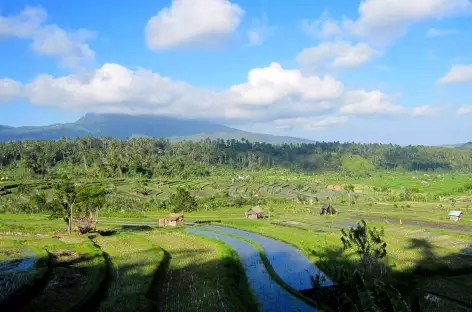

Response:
(1, 237), (258, 312)
(1, 248), (107, 312)
(120, 225), (154, 232)
(306, 235), (472, 311)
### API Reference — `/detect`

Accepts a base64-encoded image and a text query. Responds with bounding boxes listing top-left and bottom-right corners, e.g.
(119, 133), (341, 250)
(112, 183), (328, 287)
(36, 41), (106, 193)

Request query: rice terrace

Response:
(1, 137), (472, 312)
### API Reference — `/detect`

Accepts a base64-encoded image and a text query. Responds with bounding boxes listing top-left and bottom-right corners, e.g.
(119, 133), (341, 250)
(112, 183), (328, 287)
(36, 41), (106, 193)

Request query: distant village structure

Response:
(326, 184), (343, 191)
(245, 206), (264, 219)
(448, 211), (463, 222)
(159, 212), (185, 227)
(320, 204), (338, 216)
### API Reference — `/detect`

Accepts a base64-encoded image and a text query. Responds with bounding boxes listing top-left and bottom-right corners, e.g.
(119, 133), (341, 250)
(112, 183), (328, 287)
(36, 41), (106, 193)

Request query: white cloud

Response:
(274, 116), (348, 131)
(301, 11), (342, 39)
(0, 6), (47, 37)
(229, 62), (343, 105)
(333, 0), (471, 43)
(247, 13), (274, 46)
(0, 78), (22, 102)
(17, 62), (343, 122)
(457, 105), (472, 115)
(296, 40), (380, 69)
(31, 25), (96, 67)
(426, 27), (458, 37)
(438, 64), (472, 84)
(0, 6), (95, 67)
(145, 0), (244, 50)
(340, 90), (407, 116)
(411, 105), (439, 117)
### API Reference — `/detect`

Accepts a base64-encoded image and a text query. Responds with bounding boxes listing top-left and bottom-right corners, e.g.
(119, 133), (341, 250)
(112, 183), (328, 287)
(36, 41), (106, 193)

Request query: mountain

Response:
(0, 113), (314, 144)
(459, 142), (472, 149)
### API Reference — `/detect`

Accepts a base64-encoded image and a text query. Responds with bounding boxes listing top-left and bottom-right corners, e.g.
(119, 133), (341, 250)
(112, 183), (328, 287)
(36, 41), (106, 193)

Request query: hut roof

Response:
(248, 206), (263, 214)
(167, 213), (184, 221)
(448, 211), (463, 217)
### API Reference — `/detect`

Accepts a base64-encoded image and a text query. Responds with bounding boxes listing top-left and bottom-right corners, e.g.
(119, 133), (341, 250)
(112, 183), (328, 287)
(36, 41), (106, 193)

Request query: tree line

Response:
(1, 137), (471, 178)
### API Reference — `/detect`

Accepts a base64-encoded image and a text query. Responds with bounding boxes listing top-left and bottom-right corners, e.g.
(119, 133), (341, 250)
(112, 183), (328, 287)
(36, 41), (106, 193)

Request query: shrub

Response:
(341, 219), (387, 274)
(168, 187), (198, 213)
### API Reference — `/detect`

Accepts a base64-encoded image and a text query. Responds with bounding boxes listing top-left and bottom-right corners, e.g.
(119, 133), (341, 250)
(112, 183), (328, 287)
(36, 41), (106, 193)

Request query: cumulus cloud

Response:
(0, 79), (22, 102)
(0, 6), (47, 37)
(411, 105), (439, 117)
(340, 90), (407, 116)
(296, 40), (380, 69)
(145, 0), (244, 50)
(229, 62), (343, 105)
(344, 0), (471, 43)
(457, 105), (472, 115)
(426, 28), (458, 37)
(438, 64), (472, 84)
(301, 11), (342, 39)
(308, 1), (471, 44)
(14, 62), (343, 123)
(247, 13), (274, 46)
(0, 6), (95, 67)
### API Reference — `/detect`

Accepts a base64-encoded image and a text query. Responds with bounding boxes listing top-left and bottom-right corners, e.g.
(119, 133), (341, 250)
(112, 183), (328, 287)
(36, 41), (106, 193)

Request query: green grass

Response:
(219, 219), (472, 311)
(93, 232), (165, 312)
(3, 170), (472, 311)
(138, 229), (257, 312)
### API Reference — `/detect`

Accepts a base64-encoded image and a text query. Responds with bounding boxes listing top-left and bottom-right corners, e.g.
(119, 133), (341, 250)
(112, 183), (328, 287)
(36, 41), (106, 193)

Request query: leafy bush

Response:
(168, 187), (198, 213)
(341, 219), (387, 274)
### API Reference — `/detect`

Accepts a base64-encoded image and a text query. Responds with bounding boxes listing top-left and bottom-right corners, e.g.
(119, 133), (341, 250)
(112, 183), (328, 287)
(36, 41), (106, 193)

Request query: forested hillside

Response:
(1, 137), (472, 178)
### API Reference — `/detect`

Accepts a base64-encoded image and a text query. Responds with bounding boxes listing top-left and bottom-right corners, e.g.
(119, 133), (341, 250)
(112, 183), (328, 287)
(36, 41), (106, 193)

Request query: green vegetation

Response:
(93, 232), (164, 312)
(141, 230), (257, 312)
(2, 137), (472, 311)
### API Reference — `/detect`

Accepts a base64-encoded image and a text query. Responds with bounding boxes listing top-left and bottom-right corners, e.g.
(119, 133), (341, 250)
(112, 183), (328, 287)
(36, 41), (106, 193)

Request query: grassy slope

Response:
(93, 232), (165, 312)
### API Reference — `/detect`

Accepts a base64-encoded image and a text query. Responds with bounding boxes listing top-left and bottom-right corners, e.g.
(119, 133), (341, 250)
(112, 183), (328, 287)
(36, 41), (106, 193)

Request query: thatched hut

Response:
(158, 212), (184, 227)
(246, 206), (264, 219)
(320, 204), (338, 215)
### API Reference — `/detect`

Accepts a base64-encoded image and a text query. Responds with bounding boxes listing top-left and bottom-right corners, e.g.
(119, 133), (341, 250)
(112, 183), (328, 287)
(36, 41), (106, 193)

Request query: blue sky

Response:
(1, 0), (472, 145)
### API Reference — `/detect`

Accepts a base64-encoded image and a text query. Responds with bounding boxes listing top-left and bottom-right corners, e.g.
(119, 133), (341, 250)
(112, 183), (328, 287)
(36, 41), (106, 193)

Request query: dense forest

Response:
(1, 137), (472, 178)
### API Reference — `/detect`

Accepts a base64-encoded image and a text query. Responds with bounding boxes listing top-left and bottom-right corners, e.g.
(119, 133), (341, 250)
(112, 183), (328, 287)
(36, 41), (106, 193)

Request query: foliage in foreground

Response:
(310, 220), (417, 312)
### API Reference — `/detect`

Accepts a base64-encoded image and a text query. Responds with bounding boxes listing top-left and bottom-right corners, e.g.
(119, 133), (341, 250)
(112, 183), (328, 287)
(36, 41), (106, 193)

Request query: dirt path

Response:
(185, 227), (316, 312)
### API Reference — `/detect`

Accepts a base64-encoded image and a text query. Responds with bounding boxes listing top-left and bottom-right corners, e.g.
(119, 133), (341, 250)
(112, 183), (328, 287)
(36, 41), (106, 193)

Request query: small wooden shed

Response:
(448, 210), (463, 222)
(246, 206), (264, 219)
(158, 212), (184, 227)
(320, 204), (338, 215)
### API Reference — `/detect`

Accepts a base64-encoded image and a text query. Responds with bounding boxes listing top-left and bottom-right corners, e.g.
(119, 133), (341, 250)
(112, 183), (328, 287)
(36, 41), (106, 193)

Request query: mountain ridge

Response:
(0, 113), (315, 144)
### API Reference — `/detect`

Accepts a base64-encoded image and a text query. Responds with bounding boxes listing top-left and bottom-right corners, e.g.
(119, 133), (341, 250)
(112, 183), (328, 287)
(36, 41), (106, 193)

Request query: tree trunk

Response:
(83, 153), (88, 171)
(68, 198), (76, 235)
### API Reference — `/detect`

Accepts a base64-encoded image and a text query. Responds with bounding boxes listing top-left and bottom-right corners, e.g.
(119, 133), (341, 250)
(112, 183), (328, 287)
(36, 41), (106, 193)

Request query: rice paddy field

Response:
(2, 171), (472, 311)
